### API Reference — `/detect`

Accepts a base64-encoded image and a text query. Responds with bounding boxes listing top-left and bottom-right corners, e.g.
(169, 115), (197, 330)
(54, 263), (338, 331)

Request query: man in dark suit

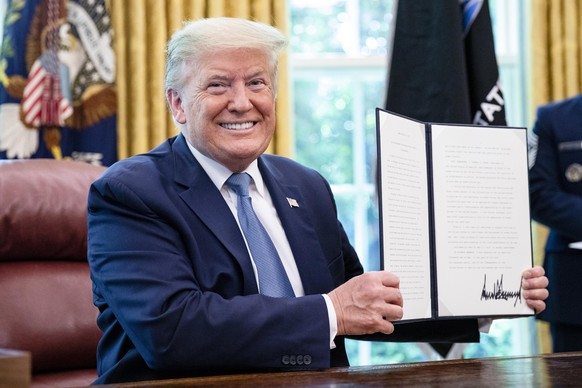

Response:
(88, 17), (548, 384)
(529, 93), (582, 352)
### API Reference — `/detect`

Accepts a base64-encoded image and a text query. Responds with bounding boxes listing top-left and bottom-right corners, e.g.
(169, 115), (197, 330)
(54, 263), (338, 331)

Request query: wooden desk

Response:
(0, 349), (31, 388)
(98, 352), (582, 387)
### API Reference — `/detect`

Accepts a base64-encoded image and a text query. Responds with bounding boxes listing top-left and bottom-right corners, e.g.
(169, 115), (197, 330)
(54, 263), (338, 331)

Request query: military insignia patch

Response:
(565, 163), (582, 182)
(527, 131), (538, 168)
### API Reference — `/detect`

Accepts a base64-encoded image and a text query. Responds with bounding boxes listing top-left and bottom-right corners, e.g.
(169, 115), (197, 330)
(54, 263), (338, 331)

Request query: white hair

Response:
(164, 17), (287, 94)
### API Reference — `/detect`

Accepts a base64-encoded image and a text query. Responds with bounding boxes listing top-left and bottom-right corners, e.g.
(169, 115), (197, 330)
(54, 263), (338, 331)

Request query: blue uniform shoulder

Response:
(538, 94), (582, 115)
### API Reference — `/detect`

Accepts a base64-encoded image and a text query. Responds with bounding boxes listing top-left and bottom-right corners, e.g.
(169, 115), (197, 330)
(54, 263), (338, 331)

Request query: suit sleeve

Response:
(529, 106), (582, 241)
(88, 175), (332, 374)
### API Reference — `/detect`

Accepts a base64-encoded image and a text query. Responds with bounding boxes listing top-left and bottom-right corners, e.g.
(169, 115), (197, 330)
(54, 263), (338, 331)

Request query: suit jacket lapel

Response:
(259, 158), (335, 295)
(171, 135), (258, 294)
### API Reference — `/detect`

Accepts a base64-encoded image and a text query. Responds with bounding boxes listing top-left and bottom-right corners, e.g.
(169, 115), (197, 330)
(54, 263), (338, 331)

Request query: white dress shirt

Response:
(186, 141), (337, 347)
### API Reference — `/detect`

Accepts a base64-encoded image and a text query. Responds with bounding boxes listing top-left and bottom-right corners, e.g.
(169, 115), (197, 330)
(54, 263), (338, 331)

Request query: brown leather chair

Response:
(0, 159), (106, 387)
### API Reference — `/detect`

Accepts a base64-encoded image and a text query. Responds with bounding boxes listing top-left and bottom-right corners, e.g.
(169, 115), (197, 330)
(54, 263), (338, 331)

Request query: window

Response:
(289, 0), (537, 365)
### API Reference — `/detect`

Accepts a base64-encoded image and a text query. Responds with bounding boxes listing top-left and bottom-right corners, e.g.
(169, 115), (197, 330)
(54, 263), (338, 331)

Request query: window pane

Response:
(359, 0), (394, 56)
(293, 76), (355, 184)
(290, 0), (351, 55)
(293, 72), (384, 185)
(290, 0), (394, 56)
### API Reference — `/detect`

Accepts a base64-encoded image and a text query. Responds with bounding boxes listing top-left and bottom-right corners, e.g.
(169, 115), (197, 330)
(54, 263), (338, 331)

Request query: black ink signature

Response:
(480, 274), (522, 307)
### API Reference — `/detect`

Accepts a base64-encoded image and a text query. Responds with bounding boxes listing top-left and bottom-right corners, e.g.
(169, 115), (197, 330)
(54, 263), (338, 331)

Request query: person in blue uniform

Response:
(529, 93), (582, 352)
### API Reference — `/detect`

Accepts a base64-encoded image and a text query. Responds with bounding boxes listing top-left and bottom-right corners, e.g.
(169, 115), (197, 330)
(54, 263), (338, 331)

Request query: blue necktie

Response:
(226, 173), (295, 297)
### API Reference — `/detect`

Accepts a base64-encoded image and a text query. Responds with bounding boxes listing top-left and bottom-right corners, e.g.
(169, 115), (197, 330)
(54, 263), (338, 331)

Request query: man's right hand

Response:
(327, 271), (403, 336)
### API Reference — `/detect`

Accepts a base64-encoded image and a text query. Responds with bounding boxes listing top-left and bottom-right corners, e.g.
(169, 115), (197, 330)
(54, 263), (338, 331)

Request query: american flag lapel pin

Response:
(286, 197), (299, 208)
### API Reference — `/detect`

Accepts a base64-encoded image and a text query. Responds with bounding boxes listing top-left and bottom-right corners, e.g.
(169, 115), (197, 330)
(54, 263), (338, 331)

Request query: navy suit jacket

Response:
(87, 134), (363, 383)
(529, 94), (582, 325)
(88, 134), (482, 383)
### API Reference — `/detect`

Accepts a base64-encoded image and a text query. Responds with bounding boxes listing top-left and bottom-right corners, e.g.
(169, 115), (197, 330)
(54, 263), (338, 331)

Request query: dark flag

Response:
(385, 0), (506, 126)
(383, 0), (506, 358)
(0, 0), (117, 166)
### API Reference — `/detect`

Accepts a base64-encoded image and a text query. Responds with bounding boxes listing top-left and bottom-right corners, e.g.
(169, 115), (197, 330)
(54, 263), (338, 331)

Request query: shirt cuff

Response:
(322, 294), (337, 349)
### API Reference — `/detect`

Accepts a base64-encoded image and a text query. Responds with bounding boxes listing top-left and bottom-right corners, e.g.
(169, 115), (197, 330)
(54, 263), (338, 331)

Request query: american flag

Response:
(21, 0), (72, 128)
(21, 57), (73, 127)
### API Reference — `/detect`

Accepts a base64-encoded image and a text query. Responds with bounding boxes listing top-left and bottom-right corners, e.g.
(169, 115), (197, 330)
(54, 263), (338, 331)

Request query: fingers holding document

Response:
(328, 271), (403, 336)
(521, 265), (549, 314)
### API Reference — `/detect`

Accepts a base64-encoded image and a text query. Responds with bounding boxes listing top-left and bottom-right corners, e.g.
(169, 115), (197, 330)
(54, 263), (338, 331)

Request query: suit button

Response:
(281, 355), (290, 365)
(304, 355), (312, 365)
(297, 355), (304, 365)
(289, 355), (296, 365)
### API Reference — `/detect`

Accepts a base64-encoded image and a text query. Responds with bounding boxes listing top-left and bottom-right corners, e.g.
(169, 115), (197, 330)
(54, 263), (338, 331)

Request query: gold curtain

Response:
(531, 0), (582, 106)
(530, 0), (582, 354)
(109, 0), (291, 160)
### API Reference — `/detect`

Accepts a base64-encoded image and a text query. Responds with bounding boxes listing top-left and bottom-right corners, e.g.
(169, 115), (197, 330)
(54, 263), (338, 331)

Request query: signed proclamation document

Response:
(376, 108), (534, 322)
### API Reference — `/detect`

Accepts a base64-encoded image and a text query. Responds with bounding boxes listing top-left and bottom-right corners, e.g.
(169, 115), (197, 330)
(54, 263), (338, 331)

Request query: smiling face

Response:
(166, 48), (276, 172)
